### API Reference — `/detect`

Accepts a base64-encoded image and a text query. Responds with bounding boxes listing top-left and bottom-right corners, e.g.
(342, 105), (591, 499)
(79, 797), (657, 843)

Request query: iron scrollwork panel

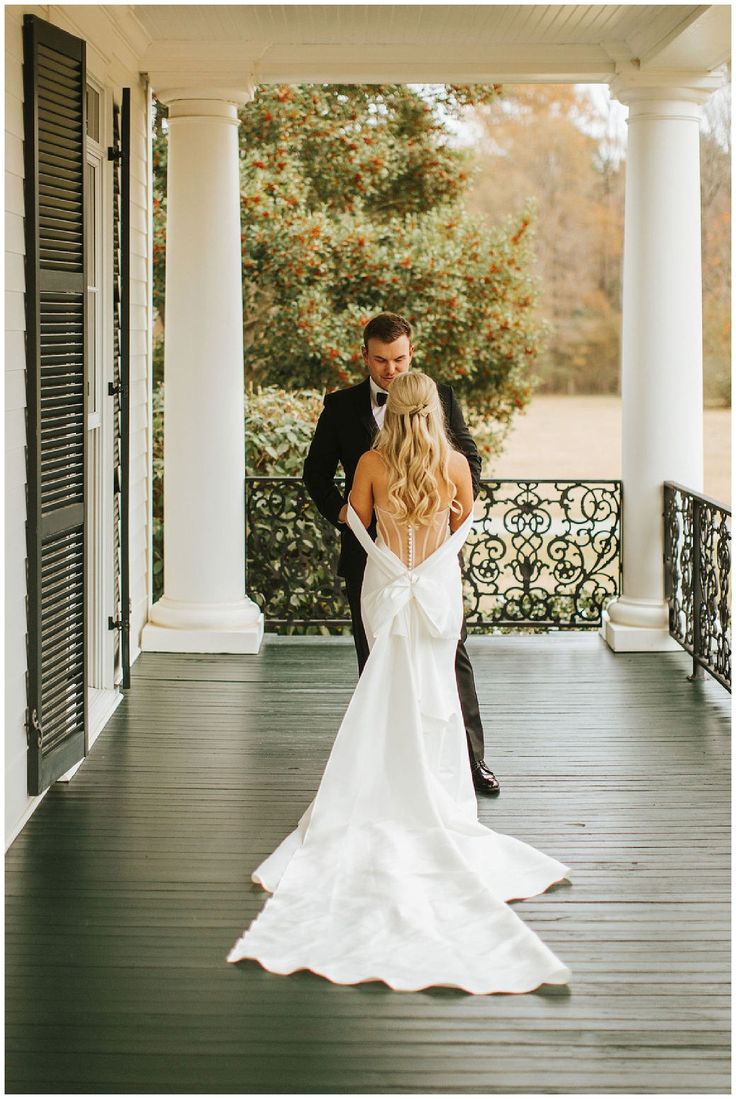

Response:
(664, 482), (731, 691)
(244, 476), (622, 635)
(462, 480), (622, 629)
(245, 477), (350, 632)
(664, 484), (694, 650)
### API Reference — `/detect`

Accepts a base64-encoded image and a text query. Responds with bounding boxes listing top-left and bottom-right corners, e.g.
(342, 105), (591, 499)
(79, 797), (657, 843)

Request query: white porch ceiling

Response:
(105, 4), (731, 88)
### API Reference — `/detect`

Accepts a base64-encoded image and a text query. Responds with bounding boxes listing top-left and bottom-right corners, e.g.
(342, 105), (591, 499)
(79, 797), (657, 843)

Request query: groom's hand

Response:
(338, 504), (348, 524)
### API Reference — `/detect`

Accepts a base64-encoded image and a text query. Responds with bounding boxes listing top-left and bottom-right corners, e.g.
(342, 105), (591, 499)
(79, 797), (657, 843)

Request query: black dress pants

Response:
(343, 571), (486, 768)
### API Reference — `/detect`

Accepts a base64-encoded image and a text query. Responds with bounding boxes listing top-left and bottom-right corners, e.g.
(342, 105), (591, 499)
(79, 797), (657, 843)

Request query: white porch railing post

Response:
(601, 69), (725, 652)
(142, 89), (264, 654)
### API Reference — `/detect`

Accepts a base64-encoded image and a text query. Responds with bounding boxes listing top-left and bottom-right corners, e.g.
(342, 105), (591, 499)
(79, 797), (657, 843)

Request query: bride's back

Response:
(371, 451), (463, 569)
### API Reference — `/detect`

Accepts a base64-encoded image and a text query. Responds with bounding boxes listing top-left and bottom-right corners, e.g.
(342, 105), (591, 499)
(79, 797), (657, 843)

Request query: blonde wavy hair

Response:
(371, 371), (456, 525)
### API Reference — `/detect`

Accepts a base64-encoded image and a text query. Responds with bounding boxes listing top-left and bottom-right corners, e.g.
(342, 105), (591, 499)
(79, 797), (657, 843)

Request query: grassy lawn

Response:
(485, 394), (731, 508)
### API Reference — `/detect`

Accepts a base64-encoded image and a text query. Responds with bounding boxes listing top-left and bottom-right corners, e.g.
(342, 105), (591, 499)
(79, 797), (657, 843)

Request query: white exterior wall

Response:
(4, 5), (153, 846)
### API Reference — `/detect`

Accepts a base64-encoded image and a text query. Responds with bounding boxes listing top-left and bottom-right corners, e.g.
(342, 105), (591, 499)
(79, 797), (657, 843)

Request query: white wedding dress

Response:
(226, 497), (572, 994)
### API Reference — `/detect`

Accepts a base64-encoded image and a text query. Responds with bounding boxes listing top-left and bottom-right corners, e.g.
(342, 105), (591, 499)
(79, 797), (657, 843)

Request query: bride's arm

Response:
(347, 452), (375, 528)
(449, 454), (474, 532)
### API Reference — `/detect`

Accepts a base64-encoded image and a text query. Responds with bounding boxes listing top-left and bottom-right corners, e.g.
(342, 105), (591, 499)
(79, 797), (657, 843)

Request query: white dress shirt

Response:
(341, 378), (388, 525)
(369, 376), (388, 429)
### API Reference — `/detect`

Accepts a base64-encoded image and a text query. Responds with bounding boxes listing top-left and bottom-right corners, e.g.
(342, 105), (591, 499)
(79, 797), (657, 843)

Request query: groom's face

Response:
(362, 335), (414, 391)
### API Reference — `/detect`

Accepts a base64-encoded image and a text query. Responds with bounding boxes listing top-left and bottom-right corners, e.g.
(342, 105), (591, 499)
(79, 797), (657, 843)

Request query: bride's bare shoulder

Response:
(356, 449), (385, 472)
(449, 448), (471, 478)
(355, 449), (387, 487)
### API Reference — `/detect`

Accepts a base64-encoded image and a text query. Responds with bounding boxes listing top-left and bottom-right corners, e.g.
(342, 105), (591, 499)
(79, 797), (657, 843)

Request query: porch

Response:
(5, 634), (730, 1094)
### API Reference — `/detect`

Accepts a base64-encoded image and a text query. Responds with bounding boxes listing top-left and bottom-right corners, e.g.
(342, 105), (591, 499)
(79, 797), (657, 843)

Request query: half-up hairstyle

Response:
(371, 371), (456, 525)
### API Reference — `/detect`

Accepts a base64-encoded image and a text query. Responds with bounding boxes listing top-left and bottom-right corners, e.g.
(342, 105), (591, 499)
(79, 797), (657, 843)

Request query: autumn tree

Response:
(700, 83), (731, 406)
(464, 84), (625, 395)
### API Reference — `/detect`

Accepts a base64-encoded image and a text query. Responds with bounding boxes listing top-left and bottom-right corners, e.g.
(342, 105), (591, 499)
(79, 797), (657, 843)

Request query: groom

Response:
(303, 311), (500, 796)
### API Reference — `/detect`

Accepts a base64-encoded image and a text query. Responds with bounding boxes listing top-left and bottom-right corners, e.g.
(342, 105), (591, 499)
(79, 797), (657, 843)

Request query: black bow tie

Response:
(375, 390), (388, 406)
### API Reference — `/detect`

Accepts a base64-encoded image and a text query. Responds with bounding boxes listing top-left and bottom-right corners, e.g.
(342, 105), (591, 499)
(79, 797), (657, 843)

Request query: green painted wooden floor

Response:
(5, 634), (731, 1094)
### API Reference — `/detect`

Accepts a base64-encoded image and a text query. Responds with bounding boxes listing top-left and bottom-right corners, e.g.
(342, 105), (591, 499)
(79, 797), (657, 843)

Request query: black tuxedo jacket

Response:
(303, 376), (482, 581)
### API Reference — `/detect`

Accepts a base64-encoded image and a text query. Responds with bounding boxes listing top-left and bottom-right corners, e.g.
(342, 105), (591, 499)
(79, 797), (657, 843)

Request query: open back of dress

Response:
(375, 500), (462, 568)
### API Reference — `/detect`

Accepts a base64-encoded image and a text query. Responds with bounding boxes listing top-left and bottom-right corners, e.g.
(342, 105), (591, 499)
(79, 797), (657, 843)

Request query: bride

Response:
(227, 371), (572, 994)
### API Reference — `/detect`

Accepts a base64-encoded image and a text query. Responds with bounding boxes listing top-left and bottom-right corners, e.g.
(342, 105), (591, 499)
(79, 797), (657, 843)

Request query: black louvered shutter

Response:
(109, 90), (131, 689)
(22, 14), (87, 795)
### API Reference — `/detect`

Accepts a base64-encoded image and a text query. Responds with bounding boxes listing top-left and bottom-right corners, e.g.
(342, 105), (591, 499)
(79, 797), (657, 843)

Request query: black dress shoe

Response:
(471, 759), (500, 795)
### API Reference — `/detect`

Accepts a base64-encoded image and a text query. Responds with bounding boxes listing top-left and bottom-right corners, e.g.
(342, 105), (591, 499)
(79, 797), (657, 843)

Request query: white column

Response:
(601, 72), (722, 652)
(142, 91), (264, 654)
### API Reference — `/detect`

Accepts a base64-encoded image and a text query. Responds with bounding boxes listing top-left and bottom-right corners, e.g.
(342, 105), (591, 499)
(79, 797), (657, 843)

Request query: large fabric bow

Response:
(346, 499), (474, 648)
(364, 567), (454, 640)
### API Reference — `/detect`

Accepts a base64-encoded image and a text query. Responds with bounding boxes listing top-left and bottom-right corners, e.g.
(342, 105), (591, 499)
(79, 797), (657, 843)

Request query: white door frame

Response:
(60, 75), (122, 782)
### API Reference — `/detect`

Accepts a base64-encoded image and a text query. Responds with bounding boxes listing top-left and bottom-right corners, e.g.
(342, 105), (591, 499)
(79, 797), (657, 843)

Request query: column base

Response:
(600, 597), (681, 652)
(141, 595), (264, 654)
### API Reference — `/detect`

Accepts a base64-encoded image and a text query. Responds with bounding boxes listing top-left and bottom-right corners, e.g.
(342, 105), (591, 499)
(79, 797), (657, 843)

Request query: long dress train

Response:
(226, 498), (572, 993)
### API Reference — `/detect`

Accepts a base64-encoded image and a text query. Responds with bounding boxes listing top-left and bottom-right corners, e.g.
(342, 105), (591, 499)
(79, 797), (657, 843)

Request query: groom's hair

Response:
(363, 312), (411, 349)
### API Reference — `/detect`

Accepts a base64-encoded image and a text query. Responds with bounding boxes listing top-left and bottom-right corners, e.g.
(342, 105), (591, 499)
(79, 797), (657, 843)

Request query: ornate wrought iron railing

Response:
(245, 477), (623, 634)
(664, 482), (731, 692)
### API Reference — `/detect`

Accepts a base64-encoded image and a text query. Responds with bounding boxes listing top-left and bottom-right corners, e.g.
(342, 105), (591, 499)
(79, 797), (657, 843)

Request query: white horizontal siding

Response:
(5, 130), (24, 178)
(5, 404), (26, 451)
(5, 671), (27, 766)
(5, 437), (25, 497)
(4, 49), (22, 92)
(5, 365), (25, 410)
(5, 250), (24, 288)
(129, 326), (148, 357)
(5, 6), (153, 846)
(4, 11), (27, 61)
(5, 88), (23, 139)
(5, 170), (24, 215)
(5, 289), (24, 332)
(6, 210), (24, 255)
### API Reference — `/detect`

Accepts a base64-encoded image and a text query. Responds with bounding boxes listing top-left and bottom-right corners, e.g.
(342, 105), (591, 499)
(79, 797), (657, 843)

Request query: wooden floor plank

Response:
(5, 634), (730, 1094)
